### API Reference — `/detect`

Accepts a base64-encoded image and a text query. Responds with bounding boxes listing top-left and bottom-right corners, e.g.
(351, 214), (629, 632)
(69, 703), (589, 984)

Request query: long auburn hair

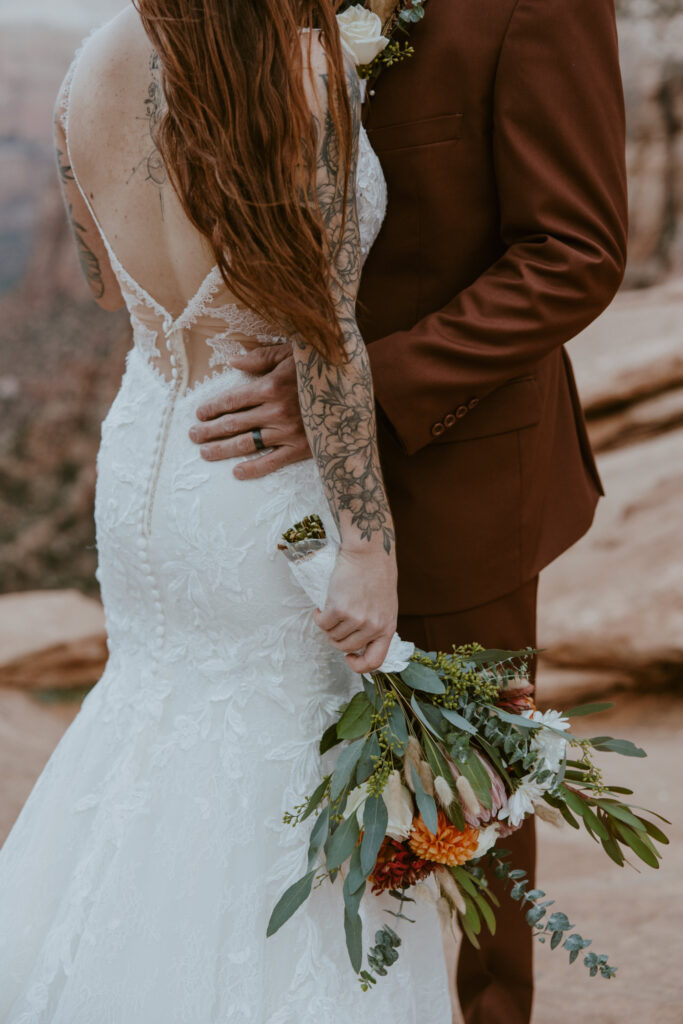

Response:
(134, 0), (353, 362)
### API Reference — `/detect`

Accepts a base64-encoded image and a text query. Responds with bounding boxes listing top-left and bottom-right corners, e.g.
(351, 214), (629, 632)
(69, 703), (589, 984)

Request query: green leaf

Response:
(565, 702), (615, 717)
(385, 703), (408, 754)
(544, 793), (581, 830)
(356, 733), (381, 785)
(526, 904), (546, 926)
(600, 833), (625, 867)
(451, 866), (480, 899)
(594, 800), (650, 833)
(319, 722), (340, 755)
(343, 870), (365, 973)
(458, 911), (481, 950)
(330, 737), (366, 801)
(440, 707), (477, 735)
(458, 748), (493, 810)
(490, 706), (542, 730)
(307, 805), (330, 870)
(613, 822), (660, 868)
(471, 889), (497, 935)
(466, 648), (530, 668)
(362, 677), (379, 708)
(346, 844), (368, 894)
(401, 661), (446, 694)
(580, 803), (610, 841)
(326, 812), (360, 870)
(550, 930), (564, 950)
(411, 763), (439, 834)
(547, 911), (572, 932)
(300, 776), (330, 822)
(635, 816), (669, 846)
(411, 694), (445, 740)
(588, 736), (646, 758)
(337, 692), (374, 740)
(360, 794), (388, 876)
(463, 893), (482, 935)
(267, 868), (317, 936)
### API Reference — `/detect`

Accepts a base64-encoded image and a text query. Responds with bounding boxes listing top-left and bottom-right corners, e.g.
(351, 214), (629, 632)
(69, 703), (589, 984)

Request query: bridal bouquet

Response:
(268, 516), (669, 990)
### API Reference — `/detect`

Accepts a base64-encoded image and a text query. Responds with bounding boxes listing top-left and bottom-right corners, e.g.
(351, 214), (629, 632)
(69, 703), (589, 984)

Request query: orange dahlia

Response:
(408, 811), (480, 866)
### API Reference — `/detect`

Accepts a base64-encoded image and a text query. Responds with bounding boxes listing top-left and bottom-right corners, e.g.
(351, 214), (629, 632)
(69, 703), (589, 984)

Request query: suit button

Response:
(431, 422), (446, 437)
(455, 405), (468, 418)
(468, 397), (479, 410)
(444, 413), (456, 428)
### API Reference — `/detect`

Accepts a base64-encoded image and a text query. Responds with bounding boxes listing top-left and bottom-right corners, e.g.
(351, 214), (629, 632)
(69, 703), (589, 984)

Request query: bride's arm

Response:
(53, 79), (124, 312)
(293, 50), (397, 672)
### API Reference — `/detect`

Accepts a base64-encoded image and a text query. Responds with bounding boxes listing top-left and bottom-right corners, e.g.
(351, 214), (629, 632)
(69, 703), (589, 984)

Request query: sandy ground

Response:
(0, 686), (681, 1023)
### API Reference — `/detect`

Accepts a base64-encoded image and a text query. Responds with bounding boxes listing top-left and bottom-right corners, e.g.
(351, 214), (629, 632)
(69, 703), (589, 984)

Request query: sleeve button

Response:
(468, 397), (479, 410)
(455, 405), (468, 419)
(431, 422), (446, 437)
(444, 413), (456, 428)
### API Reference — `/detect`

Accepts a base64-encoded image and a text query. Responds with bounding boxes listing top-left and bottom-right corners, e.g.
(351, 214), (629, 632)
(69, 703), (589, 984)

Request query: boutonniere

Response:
(337, 1), (428, 98)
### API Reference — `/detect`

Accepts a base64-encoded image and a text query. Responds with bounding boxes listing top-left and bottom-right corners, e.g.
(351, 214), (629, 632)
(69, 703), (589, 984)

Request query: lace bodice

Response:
(58, 22), (388, 398)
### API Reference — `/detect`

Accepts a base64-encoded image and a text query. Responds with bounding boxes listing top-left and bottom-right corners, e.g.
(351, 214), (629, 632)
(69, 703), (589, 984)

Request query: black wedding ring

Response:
(252, 427), (266, 453)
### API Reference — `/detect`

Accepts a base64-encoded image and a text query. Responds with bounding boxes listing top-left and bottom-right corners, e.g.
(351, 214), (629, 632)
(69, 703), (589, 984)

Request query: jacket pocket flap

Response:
(368, 113), (463, 154)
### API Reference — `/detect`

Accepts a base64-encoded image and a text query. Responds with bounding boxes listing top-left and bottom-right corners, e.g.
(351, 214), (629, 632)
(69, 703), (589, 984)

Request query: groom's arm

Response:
(368, 0), (628, 456)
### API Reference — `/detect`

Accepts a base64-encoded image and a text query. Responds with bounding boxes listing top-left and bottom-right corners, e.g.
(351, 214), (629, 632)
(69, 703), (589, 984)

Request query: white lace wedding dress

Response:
(0, 29), (451, 1024)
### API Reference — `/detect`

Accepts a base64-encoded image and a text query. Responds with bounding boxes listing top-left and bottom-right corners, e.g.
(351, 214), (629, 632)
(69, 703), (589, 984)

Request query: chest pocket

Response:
(367, 113), (463, 154)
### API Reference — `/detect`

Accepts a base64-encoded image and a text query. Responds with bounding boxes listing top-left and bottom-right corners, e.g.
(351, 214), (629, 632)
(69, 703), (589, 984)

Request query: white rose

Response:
(337, 5), (389, 66)
(346, 770), (415, 842)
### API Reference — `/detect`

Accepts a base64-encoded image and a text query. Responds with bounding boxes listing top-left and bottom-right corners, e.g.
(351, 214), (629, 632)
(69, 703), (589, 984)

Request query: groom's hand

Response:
(189, 343), (310, 479)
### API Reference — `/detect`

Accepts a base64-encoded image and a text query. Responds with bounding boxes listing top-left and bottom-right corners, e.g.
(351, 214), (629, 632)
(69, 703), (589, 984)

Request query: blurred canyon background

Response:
(0, 1), (681, 1021)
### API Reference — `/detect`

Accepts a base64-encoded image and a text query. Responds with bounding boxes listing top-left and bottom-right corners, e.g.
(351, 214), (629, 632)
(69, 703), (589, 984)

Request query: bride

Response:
(0, 2), (451, 1021)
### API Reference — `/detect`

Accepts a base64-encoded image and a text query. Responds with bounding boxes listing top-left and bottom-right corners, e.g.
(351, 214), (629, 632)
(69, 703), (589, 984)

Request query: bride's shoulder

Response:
(55, 8), (148, 126)
(299, 28), (359, 113)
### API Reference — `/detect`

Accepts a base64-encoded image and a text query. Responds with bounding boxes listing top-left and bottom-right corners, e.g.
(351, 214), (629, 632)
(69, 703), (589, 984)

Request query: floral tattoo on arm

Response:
(292, 67), (395, 556)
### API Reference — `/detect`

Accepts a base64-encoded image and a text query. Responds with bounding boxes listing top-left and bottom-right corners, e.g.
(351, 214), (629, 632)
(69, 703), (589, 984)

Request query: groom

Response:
(190, 0), (627, 1020)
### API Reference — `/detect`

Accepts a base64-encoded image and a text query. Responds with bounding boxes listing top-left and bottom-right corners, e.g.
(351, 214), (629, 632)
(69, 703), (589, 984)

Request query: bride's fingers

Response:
(314, 606), (347, 632)
(328, 626), (382, 654)
(345, 635), (392, 674)
(326, 618), (363, 643)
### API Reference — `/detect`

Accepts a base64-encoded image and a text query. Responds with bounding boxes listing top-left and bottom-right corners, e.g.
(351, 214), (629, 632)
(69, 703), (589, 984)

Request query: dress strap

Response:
(57, 24), (104, 137)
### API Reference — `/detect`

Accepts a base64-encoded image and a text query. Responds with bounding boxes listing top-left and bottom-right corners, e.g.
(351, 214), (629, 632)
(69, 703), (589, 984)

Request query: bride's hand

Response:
(313, 545), (398, 674)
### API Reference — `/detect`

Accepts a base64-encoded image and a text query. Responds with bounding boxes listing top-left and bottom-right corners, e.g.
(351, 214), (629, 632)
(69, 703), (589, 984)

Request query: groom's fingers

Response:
(228, 343), (291, 375)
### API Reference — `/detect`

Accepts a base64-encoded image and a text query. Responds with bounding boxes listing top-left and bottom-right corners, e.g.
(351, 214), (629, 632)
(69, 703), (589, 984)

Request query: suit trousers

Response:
(398, 574), (539, 1024)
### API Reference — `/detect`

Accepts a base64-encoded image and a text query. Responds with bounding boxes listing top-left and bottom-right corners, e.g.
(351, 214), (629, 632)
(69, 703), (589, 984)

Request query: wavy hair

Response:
(134, 0), (353, 361)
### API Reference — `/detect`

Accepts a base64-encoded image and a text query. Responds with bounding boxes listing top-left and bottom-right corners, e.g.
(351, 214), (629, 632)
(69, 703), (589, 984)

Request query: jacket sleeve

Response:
(367, 0), (628, 456)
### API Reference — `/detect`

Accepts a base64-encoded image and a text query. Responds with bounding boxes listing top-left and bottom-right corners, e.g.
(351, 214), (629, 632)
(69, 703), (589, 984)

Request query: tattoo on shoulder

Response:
(127, 50), (168, 216)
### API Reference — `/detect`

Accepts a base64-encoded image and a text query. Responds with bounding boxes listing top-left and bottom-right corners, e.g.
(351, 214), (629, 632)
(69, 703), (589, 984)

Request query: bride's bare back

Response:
(54, 8), (313, 390)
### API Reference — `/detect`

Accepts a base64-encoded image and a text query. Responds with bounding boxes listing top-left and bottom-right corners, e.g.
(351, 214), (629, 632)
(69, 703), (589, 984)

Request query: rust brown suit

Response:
(358, 0), (628, 1020)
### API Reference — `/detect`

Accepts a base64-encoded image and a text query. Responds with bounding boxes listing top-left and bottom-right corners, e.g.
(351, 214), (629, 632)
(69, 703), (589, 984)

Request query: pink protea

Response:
(446, 751), (507, 827)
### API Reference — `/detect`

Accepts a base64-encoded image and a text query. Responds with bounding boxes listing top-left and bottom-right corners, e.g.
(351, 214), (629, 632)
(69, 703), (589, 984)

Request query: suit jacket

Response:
(359, 0), (628, 615)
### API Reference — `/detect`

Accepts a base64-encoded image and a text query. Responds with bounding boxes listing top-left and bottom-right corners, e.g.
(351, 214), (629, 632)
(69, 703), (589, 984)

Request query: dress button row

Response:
(430, 397), (480, 437)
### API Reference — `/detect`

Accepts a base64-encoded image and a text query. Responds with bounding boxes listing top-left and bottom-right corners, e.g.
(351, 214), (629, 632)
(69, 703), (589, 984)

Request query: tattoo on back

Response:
(293, 66), (394, 556)
(127, 51), (168, 216)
